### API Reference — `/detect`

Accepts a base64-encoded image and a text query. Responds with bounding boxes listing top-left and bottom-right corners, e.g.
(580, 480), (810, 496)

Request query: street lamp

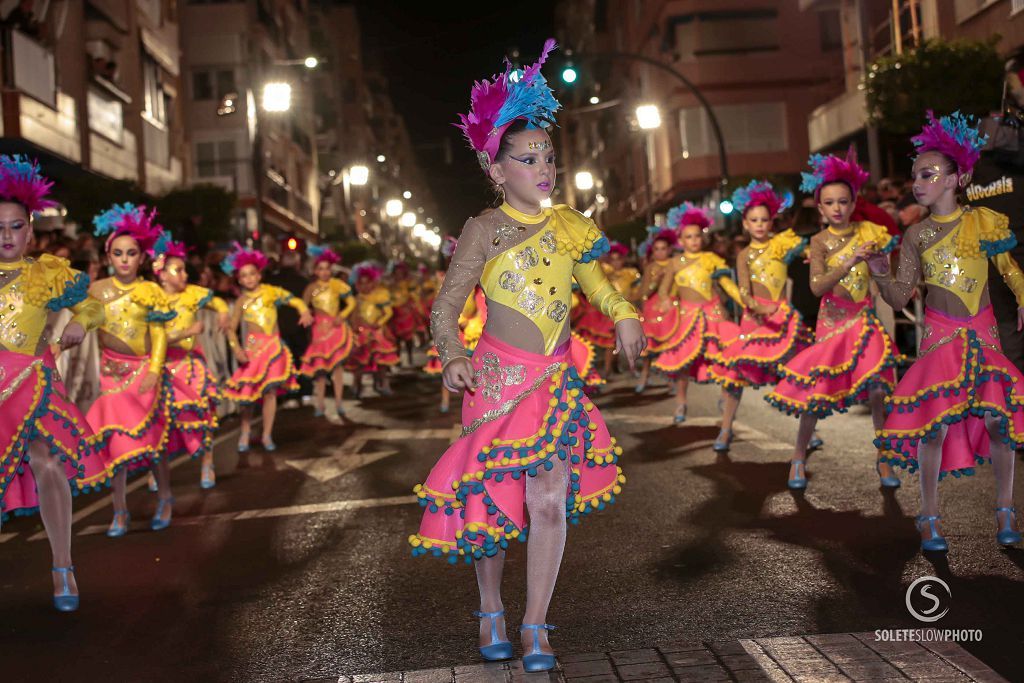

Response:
(262, 82), (292, 112)
(349, 164), (369, 186)
(385, 199), (403, 217)
(575, 171), (595, 191)
(635, 104), (661, 130)
(377, 154), (387, 163)
(719, 199), (735, 215)
(403, 190), (412, 199)
(400, 211), (417, 228)
(303, 56), (319, 69)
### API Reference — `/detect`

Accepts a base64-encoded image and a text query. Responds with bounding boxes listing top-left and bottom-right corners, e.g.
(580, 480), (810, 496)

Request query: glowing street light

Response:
(303, 56), (319, 69)
(574, 171), (595, 191)
(635, 104), (661, 130)
(400, 211), (417, 227)
(261, 82), (292, 112)
(385, 199), (403, 217)
(402, 190), (412, 199)
(349, 165), (369, 186)
(561, 65), (578, 84)
(377, 154), (386, 163)
(719, 199), (735, 215)
(589, 96), (600, 105)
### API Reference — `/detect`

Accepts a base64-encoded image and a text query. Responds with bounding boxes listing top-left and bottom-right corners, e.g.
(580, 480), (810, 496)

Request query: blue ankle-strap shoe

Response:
(876, 462), (901, 489)
(713, 428), (733, 452)
(473, 610), (513, 661)
(995, 506), (1022, 546)
(916, 514), (948, 552)
(106, 511), (130, 538)
(150, 497), (174, 531)
(787, 460), (807, 490)
(520, 623), (557, 672)
(52, 566), (79, 612)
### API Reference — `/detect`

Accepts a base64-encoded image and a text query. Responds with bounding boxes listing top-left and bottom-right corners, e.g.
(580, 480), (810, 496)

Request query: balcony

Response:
(808, 88), (869, 152)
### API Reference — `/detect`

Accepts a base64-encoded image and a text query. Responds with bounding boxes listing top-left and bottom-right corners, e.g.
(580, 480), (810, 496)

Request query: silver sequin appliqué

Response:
(474, 352), (527, 404)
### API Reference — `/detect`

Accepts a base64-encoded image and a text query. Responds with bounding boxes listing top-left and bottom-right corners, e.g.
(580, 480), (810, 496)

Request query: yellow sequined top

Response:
(389, 278), (420, 308)
(604, 263), (642, 298)
(477, 204), (638, 354)
(352, 286), (393, 327)
(91, 277), (174, 373)
(232, 283), (308, 338)
(165, 284), (229, 351)
(741, 229), (807, 302)
(873, 206), (1024, 316)
(307, 278), (355, 318)
(662, 251), (743, 305)
(810, 221), (895, 303)
(0, 255), (104, 357)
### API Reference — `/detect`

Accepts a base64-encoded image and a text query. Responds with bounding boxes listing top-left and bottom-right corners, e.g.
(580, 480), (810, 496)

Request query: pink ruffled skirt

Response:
(652, 299), (739, 382)
(710, 298), (811, 391)
(81, 348), (171, 489)
(876, 306), (1024, 478)
(0, 350), (94, 515)
(299, 311), (354, 378)
(166, 347), (220, 460)
(346, 324), (400, 372)
(575, 299), (615, 349)
(766, 294), (901, 418)
(640, 294), (681, 354)
(410, 333), (624, 563)
(389, 301), (421, 341)
(223, 331), (299, 406)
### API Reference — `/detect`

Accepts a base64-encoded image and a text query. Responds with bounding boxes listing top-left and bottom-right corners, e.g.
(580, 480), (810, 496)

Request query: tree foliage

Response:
(865, 38), (1004, 135)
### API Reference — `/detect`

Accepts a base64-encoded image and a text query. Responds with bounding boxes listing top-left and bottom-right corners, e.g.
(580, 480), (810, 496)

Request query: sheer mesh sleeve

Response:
(808, 236), (848, 297)
(870, 229), (920, 311)
(993, 252), (1024, 307)
(431, 217), (488, 367)
(734, 249), (756, 308)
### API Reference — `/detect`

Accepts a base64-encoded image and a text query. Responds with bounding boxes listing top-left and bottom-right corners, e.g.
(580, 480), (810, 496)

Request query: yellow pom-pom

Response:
(612, 485), (622, 494)
(422, 541), (433, 549)
(476, 471), (484, 480)
(513, 441), (522, 449)
(549, 398), (558, 407)
(410, 537), (422, 547)
(602, 493), (612, 502)
(412, 484), (422, 493)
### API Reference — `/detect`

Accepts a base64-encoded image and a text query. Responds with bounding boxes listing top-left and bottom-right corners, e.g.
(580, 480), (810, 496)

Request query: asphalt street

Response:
(2, 362), (1023, 682)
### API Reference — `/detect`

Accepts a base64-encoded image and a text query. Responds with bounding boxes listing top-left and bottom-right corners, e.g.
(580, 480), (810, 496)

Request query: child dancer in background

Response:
(151, 230), (228, 489)
(299, 245), (354, 418)
(635, 229), (678, 393)
(0, 156), (103, 610)
(80, 204), (176, 535)
(222, 243), (312, 453)
(388, 260), (422, 366)
(653, 203), (742, 432)
(766, 149), (903, 491)
(869, 112), (1024, 552)
(709, 182), (809, 451)
(347, 262), (400, 397)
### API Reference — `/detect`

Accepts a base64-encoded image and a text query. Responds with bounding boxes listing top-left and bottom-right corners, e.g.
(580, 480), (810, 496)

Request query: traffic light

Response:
(719, 199), (735, 215)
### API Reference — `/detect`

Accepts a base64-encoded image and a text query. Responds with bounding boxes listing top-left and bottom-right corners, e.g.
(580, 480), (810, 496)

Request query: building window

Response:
(678, 102), (787, 158)
(191, 68), (236, 101)
(143, 56), (167, 125)
(88, 87), (125, 144)
(819, 10), (842, 52)
(671, 10), (779, 58)
(196, 140), (236, 177)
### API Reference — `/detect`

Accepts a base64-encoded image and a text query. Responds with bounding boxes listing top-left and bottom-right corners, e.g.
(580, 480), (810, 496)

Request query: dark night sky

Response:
(352, 0), (556, 235)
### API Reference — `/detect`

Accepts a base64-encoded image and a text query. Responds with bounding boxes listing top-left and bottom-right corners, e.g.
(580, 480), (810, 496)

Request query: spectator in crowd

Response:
(266, 248), (311, 407)
(786, 206), (822, 330)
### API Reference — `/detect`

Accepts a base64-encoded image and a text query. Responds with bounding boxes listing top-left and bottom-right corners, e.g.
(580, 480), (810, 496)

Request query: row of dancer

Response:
(0, 162), (409, 612)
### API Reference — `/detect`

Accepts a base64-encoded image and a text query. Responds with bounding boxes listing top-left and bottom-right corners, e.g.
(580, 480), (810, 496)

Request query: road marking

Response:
(286, 448), (398, 482)
(75, 494), (417, 535)
(0, 533), (18, 543)
(27, 421), (259, 542)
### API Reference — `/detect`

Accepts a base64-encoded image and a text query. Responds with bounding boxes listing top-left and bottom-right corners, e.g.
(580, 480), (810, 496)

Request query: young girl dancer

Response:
(221, 243), (312, 452)
(410, 40), (644, 671)
(346, 262), (400, 397)
(299, 245), (354, 418)
(765, 149), (903, 490)
(869, 111), (1024, 551)
(635, 229), (679, 393)
(388, 260), (422, 365)
(597, 243), (640, 376)
(0, 156), (103, 610)
(652, 203), (743, 430)
(151, 231), (228, 489)
(709, 182), (810, 450)
(80, 204), (176, 534)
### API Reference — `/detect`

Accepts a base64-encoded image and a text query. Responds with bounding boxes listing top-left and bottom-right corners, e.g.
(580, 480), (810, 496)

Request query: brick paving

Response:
(313, 632), (1008, 683)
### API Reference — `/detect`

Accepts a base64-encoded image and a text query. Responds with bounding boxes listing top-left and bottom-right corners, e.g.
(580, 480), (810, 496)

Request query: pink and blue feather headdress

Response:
(93, 202), (163, 253)
(442, 236), (458, 260)
(608, 241), (630, 257)
(731, 180), (792, 219)
(0, 155), (55, 215)
(666, 202), (714, 232)
(349, 260), (383, 286)
(149, 229), (188, 272)
(307, 244), (340, 266)
(911, 110), (987, 175)
(220, 241), (269, 275)
(800, 146), (869, 198)
(456, 39), (561, 172)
